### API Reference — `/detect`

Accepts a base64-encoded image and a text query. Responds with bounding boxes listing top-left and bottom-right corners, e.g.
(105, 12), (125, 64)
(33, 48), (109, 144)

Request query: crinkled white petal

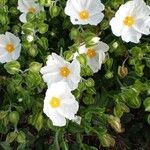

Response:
(52, 53), (68, 67)
(134, 18), (150, 35)
(78, 44), (87, 54)
(61, 92), (76, 104)
(95, 41), (109, 53)
(0, 47), (7, 55)
(99, 52), (106, 63)
(40, 64), (59, 75)
(44, 82), (72, 101)
(43, 107), (66, 127)
(11, 45), (21, 60)
(0, 53), (10, 63)
(110, 17), (124, 37)
(132, 0), (150, 18)
(42, 72), (63, 88)
(19, 13), (27, 23)
(88, 55), (100, 73)
(46, 55), (57, 65)
(57, 101), (79, 120)
(5, 32), (21, 46)
(88, 12), (104, 26)
(121, 27), (142, 43)
(68, 60), (81, 89)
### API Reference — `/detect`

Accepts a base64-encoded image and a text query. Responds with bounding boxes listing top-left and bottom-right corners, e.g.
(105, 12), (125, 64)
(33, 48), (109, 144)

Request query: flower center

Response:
(28, 7), (37, 13)
(79, 10), (89, 20)
(6, 43), (15, 53)
(49, 97), (60, 108)
(86, 48), (96, 58)
(123, 16), (135, 27)
(60, 67), (70, 77)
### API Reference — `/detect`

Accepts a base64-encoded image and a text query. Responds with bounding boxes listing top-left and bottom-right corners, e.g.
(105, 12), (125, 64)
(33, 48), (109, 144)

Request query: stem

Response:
(55, 129), (60, 150)
(116, 77), (124, 88)
(77, 134), (86, 150)
(78, 25), (84, 32)
(60, 47), (63, 57)
(14, 124), (18, 133)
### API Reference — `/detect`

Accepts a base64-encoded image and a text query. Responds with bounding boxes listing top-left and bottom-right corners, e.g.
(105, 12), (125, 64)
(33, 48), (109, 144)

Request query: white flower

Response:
(74, 40), (109, 73)
(0, 32), (21, 63)
(110, 0), (150, 43)
(40, 53), (81, 90)
(43, 82), (79, 127)
(64, 0), (105, 25)
(17, 0), (44, 23)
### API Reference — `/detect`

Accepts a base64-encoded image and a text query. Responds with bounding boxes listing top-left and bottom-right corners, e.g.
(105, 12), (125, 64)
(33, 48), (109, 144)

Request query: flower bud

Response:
(77, 54), (87, 66)
(29, 62), (42, 72)
(118, 66), (128, 78)
(49, 5), (60, 18)
(100, 133), (115, 147)
(70, 28), (79, 40)
(0, 0), (8, 5)
(22, 23), (34, 34)
(105, 71), (114, 79)
(28, 47), (38, 57)
(9, 111), (20, 125)
(85, 78), (95, 87)
(0, 14), (9, 25)
(107, 115), (124, 133)
(4, 61), (20, 75)
(9, 7), (19, 15)
(12, 25), (21, 34)
(38, 23), (49, 34)
(39, 0), (52, 7)
(26, 12), (36, 22)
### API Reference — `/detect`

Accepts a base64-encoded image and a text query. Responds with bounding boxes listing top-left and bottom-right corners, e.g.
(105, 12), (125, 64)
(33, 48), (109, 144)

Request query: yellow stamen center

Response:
(28, 7), (37, 13)
(49, 97), (60, 108)
(86, 48), (96, 58)
(79, 10), (89, 20)
(123, 16), (135, 27)
(60, 67), (70, 77)
(6, 43), (15, 53)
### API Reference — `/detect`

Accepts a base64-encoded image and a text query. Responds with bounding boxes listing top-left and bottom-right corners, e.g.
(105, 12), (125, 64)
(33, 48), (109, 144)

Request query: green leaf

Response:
(17, 143), (26, 150)
(0, 142), (11, 150)
(0, 123), (8, 134)
(0, 111), (8, 120)
(28, 113), (43, 131)
(25, 72), (42, 88)
(147, 114), (150, 125)
(17, 131), (26, 143)
(6, 132), (17, 143)
(83, 144), (98, 150)
(37, 37), (49, 50)
(144, 97), (150, 112)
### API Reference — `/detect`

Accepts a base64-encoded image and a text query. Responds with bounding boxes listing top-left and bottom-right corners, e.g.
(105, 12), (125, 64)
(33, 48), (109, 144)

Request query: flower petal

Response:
(57, 101), (79, 120)
(121, 27), (142, 43)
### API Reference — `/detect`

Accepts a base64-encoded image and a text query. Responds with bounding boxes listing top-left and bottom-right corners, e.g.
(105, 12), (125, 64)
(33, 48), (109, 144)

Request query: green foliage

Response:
(0, 0), (150, 149)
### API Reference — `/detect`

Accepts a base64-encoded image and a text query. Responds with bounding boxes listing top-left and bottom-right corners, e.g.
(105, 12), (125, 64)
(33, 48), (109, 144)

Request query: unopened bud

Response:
(108, 115), (124, 133)
(118, 66), (128, 78)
